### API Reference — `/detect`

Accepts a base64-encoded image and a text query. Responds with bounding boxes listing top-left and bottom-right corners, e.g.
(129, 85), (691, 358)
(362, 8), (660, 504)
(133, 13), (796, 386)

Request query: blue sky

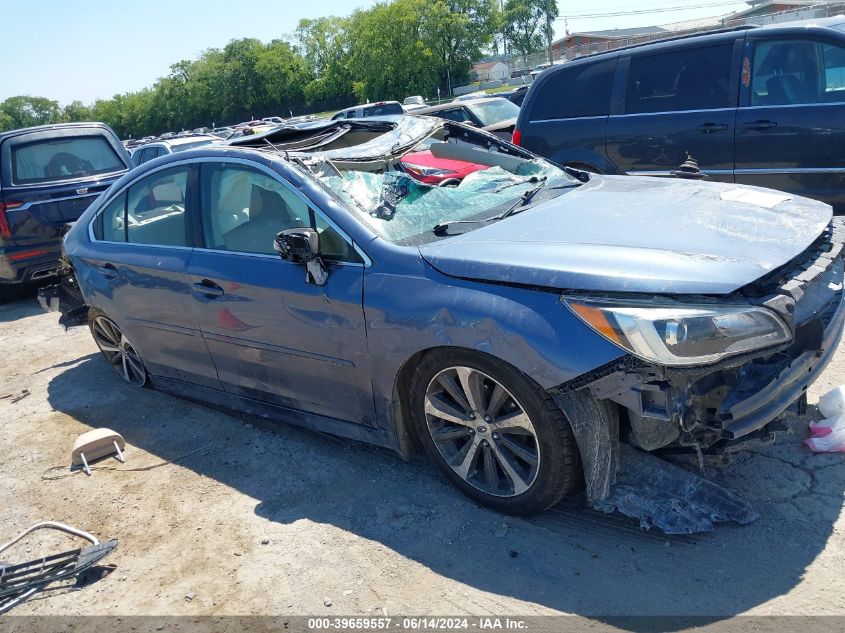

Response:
(0, 0), (751, 105)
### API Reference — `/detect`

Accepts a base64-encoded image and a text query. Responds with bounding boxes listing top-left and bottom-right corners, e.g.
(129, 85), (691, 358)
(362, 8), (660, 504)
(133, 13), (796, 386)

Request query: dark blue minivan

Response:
(0, 123), (131, 297)
(514, 17), (845, 212)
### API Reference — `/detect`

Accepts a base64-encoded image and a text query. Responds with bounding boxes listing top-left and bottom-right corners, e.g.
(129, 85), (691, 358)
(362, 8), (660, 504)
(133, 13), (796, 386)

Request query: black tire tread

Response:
(409, 348), (581, 516)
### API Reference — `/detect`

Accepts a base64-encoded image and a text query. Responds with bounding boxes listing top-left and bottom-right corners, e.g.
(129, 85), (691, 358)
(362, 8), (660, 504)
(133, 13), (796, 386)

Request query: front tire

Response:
(410, 349), (580, 515)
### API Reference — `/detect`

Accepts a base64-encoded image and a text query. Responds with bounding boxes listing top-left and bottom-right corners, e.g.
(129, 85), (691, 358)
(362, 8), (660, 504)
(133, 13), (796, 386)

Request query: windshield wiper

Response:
(432, 180), (578, 235)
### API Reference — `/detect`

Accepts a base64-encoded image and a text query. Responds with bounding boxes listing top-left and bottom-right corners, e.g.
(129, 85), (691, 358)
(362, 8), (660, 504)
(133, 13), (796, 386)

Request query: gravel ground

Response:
(1, 289), (843, 621)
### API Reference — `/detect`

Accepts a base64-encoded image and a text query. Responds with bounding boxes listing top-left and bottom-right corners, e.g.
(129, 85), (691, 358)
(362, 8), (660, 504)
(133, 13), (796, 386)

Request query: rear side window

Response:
(12, 136), (125, 185)
(626, 44), (734, 114)
(529, 59), (616, 120)
(125, 167), (190, 247)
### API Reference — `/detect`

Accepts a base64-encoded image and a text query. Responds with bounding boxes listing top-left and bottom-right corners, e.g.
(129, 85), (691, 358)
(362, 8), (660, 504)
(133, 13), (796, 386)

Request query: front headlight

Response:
(563, 297), (791, 366)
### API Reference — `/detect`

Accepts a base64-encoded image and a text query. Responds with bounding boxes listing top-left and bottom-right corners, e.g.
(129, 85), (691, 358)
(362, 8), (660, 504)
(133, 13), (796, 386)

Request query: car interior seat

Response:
(766, 74), (811, 105)
(223, 184), (297, 253)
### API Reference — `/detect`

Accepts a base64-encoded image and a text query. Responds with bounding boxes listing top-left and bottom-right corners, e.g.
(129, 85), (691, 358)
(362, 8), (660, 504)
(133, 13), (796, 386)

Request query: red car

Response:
(400, 150), (487, 186)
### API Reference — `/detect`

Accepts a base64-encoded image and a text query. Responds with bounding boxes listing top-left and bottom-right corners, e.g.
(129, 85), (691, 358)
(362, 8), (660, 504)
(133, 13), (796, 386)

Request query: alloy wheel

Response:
(424, 366), (540, 497)
(91, 316), (147, 386)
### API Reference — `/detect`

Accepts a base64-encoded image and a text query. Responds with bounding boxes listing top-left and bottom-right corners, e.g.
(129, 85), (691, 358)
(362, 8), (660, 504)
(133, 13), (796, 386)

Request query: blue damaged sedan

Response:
(40, 117), (845, 531)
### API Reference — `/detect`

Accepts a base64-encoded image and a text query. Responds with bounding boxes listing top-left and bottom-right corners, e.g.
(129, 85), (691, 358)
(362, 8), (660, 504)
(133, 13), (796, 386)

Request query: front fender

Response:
(363, 259), (626, 437)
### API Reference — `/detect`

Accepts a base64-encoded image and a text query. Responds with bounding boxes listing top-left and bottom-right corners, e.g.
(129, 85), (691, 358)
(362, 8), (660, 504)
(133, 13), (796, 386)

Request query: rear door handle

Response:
(743, 120), (777, 131)
(192, 280), (224, 298)
(696, 123), (728, 133)
(96, 263), (118, 279)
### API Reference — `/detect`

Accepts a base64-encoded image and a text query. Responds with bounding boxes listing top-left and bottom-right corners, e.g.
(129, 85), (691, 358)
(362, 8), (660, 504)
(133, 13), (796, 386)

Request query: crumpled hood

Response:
(419, 175), (832, 295)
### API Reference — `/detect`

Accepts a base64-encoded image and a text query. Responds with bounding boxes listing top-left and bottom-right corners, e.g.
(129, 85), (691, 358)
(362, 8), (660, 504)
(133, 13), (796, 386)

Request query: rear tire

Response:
(88, 309), (148, 387)
(409, 349), (581, 515)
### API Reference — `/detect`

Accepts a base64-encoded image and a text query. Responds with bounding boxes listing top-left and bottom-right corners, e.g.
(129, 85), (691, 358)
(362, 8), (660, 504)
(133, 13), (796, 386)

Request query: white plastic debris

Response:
(805, 419), (845, 453)
(817, 386), (845, 418)
(806, 387), (845, 452)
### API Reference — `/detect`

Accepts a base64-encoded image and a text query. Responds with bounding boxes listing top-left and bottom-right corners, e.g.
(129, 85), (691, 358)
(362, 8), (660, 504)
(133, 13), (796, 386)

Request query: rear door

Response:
(0, 127), (130, 247)
(84, 163), (221, 389)
(605, 40), (741, 181)
(735, 35), (845, 211)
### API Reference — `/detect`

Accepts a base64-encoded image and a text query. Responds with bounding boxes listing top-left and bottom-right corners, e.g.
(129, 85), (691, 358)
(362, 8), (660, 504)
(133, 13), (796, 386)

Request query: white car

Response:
(331, 101), (405, 120)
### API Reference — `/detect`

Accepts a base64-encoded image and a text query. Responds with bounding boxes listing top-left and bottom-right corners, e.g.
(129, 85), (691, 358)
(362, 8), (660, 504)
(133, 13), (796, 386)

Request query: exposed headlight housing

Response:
(563, 297), (791, 366)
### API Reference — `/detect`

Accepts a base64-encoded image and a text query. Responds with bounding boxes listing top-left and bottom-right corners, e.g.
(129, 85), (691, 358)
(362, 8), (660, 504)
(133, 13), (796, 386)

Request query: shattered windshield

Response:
(320, 157), (576, 245)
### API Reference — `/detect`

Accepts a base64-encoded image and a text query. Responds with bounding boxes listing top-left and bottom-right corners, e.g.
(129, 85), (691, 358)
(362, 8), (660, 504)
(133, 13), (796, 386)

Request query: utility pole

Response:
(546, 0), (553, 64)
(500, 0), (507, 56)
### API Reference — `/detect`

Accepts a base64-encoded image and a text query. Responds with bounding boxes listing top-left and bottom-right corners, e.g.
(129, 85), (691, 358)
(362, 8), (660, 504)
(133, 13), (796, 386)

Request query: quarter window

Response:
(626, 44), (734, 114)
(529, 59), (616, 120)
(125, 167), (190, 246)
(751, 40), (845, 105)
(93, 191), (128, 242)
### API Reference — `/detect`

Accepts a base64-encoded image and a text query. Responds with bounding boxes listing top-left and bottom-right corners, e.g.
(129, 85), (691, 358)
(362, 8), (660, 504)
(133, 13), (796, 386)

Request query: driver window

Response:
(200, 162), (360, 262)
(200, 163), (309, 255)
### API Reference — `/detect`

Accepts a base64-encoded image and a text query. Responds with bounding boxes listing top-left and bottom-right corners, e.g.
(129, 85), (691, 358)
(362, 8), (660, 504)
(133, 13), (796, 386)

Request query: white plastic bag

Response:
(804, 421), (845, 452)
(817, 386), (845, 418)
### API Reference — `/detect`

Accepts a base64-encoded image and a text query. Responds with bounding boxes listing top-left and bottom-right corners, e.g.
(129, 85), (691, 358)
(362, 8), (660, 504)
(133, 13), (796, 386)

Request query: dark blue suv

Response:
(514, 17), (845, 212)
(0, 123), (130, 298)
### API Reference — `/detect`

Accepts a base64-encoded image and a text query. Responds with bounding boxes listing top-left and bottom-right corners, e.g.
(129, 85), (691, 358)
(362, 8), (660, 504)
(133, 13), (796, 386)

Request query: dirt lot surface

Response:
(2, 290), (844, 620)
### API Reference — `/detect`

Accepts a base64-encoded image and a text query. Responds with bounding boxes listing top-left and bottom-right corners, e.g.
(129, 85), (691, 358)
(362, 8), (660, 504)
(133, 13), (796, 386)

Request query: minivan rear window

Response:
(626, 44), (734, 114)
(12, 136), (125, 185)
(529, 59), (616, 120)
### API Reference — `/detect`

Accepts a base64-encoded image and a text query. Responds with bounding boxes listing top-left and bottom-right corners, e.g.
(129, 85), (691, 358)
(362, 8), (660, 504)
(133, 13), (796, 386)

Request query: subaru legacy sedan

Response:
(41, 117), (844, 529)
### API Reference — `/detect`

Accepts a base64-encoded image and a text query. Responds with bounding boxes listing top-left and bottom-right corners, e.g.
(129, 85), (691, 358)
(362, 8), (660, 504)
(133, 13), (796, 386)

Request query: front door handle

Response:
(743, 120), (777, 131)
(192, 280), (224, 298)
(696, 123), (728, 133)
(96, 263), (118, 279)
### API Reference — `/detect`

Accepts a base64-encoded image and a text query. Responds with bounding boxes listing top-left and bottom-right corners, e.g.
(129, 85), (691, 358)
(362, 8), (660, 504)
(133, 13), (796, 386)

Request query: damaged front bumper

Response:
(550, 219), (845, 532)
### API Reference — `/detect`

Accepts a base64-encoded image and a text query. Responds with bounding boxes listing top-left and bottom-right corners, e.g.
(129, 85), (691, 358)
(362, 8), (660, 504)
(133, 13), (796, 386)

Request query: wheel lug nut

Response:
(469, 412), (476, 419)
(492, 433), (499, 440)
(482, 440), (489, 446)
(484, 415), (491, 422)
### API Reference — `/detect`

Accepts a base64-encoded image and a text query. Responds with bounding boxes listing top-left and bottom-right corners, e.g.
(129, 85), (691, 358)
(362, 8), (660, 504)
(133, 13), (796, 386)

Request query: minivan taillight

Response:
(0, 201), (22, 241)
(512, 129), (522, 146)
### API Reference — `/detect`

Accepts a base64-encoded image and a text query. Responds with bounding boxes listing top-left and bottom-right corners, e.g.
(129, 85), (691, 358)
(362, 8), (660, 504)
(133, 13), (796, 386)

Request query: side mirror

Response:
(274, 228), (328, 286)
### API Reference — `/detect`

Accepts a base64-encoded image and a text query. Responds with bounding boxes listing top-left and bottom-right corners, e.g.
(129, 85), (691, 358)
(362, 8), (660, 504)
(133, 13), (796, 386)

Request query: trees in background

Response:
(0, 0), (549, 138)
(503, 0), (556, 65)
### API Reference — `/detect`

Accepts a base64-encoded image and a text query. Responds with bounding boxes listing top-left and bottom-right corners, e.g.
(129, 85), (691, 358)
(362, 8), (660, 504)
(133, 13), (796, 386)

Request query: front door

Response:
(606, 41), (740, 182)
(735, 36), (845, 212)
(186, 160), (376, 425)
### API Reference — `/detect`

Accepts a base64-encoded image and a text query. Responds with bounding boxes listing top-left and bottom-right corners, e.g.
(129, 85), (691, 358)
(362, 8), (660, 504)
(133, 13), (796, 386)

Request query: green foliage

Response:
(0, 0), (511, 138)
(504, 0), (555, 61)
